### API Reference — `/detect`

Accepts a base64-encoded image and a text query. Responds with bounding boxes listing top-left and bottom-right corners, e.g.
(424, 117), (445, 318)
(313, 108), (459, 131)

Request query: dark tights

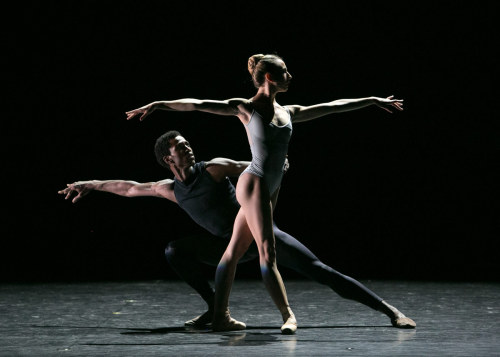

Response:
(164, 223), (383, 312)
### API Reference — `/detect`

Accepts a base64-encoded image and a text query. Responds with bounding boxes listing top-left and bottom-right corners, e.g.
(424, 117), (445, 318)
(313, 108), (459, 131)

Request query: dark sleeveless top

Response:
(173, 162), (239, 239)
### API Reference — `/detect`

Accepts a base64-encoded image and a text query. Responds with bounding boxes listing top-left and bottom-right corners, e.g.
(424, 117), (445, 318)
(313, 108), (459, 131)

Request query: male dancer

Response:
(59, 130), (416, 329)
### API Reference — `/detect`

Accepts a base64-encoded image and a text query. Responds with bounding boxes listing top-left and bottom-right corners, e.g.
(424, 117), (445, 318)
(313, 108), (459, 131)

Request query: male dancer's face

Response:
(167, 135), (196, 168)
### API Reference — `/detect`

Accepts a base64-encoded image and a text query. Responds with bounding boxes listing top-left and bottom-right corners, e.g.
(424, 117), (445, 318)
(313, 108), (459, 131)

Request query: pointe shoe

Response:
(281, 314), (297, 335)
(391, 316), (416, 329)
(212, 311), (246, 332)
(184, 310), (213, 327)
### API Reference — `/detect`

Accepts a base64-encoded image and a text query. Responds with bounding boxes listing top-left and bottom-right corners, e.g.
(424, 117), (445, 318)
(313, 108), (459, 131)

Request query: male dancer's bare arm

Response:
(58, 179), (176, 203)
(205, 158), (251, 182)
(206, 156), (289, 180)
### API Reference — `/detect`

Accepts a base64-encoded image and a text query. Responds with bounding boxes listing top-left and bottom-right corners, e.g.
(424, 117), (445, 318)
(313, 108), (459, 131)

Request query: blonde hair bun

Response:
(248, 54), (265, 75)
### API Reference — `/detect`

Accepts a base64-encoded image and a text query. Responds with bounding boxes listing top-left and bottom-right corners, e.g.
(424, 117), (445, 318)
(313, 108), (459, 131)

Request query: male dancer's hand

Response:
(58, 181), (94, 203)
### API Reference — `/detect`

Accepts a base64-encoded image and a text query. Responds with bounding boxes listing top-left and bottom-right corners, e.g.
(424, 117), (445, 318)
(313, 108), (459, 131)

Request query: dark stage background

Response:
(3, 1), (498, 283)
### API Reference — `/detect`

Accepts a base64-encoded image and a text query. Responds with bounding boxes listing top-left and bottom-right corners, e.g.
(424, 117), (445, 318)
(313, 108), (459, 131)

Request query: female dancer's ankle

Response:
(280, 306), (294, 322)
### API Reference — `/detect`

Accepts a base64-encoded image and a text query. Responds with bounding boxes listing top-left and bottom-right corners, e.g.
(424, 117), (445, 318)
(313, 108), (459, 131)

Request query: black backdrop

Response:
(3, 1), (498, 282)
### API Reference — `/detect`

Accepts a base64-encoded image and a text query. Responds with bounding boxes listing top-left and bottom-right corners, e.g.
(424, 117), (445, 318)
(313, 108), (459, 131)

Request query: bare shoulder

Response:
(151, 179), (176, 199)
(284, 104), (313, 123)
(283, 104), (301, 116)
(228, 98), (253, 121)
(227, 97), (251, 107)
(206, 158), (249, 181)
(205, 159), (226, 182)
(205, 158), (232, 177)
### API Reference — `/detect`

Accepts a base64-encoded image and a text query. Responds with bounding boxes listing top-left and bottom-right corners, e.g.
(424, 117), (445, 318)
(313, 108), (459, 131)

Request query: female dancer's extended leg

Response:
(238, 173), (297, 333)
(212, 210), (254, 331)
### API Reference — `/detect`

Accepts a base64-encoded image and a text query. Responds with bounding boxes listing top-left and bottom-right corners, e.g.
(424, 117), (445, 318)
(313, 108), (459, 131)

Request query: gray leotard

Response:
(242, 107), (293, 194)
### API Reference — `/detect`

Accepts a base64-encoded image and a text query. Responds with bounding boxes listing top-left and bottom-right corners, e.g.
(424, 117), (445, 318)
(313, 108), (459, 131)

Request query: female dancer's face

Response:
(271, 60), (292, 92)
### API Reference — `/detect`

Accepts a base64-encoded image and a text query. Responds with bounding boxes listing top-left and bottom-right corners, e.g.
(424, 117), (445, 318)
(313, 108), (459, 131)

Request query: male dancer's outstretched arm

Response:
(59, 179), (176, 203)
(58, 158), (250, 204)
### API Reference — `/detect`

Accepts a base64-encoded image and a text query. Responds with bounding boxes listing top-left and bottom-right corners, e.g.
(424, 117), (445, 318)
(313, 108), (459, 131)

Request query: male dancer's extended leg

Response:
(272, 223), (416, 328)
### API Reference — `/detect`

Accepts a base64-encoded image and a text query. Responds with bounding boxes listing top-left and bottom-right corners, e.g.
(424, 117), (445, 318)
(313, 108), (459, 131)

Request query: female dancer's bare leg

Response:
(212, 210), (254, 331)
(238, 173), (297, 333)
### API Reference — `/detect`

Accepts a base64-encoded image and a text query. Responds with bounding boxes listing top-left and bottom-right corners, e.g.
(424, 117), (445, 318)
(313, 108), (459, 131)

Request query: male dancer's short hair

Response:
(154, 130), (181, 170)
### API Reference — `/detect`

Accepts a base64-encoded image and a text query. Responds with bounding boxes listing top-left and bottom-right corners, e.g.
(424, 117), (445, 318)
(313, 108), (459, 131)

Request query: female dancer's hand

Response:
(125, 104), (155, 121)
(373, 95), (404, 113)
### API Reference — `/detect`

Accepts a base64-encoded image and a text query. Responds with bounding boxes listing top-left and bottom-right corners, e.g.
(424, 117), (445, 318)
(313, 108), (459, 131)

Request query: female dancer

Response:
(126, 53), (404, 333)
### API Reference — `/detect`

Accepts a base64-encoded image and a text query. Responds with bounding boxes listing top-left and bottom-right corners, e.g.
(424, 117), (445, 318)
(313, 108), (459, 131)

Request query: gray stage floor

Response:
(1, 279), (499, 356)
